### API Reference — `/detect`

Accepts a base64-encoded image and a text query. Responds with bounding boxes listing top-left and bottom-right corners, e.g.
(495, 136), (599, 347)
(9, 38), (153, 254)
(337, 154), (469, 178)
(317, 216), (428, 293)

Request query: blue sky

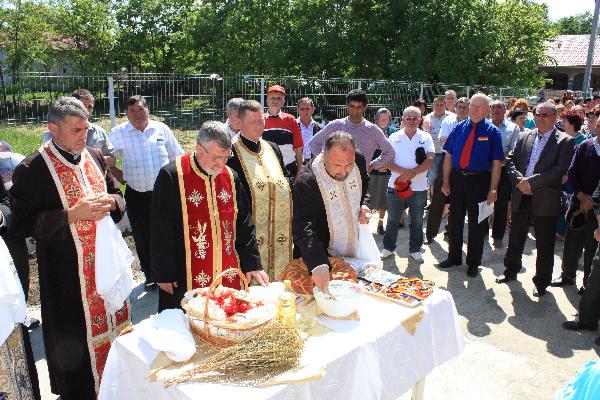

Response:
(532, 0), (595, 21)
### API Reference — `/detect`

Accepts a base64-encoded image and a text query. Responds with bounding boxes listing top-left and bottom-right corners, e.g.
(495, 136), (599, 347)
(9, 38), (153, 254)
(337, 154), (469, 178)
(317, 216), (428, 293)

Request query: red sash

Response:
(176, 153), (241, 290)
(40, 143), (130, 393)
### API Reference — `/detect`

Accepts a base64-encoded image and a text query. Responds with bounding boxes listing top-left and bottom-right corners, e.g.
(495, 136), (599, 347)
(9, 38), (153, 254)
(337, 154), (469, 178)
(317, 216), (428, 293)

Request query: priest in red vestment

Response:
(9, 97), (130, 399)
(151, 121), (268, 312)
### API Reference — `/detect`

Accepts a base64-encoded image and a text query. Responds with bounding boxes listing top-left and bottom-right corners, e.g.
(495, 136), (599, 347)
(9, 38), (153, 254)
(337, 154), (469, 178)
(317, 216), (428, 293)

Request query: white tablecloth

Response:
(99, 288), (464, 400)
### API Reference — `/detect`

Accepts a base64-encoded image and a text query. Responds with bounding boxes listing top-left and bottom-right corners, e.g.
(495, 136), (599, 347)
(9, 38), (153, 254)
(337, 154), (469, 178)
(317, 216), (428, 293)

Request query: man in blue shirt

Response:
(438, 93), (504, 277)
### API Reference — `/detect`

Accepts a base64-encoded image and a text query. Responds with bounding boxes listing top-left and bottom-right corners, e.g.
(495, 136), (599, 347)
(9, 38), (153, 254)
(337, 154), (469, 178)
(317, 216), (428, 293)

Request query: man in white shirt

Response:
(423, 96), (456, 188)
(381, 106), (435, 263)
(296, 97), (321, 162)
(489, 100), (520, 247)
(110, 95), (184, 289)
(224, 97), (244, 138)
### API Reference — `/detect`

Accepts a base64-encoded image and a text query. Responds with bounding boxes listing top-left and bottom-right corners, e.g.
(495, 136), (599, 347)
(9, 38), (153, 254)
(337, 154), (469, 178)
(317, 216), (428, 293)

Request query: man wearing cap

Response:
(262, 85), (304, 177)
(380, 106), (434, 263)
(496, 102), (574, 297)
(551, 134), (600, 292)
(438, 93), (504, 278)
(562, 180), (600, 332)
(309, 89), (395, 172)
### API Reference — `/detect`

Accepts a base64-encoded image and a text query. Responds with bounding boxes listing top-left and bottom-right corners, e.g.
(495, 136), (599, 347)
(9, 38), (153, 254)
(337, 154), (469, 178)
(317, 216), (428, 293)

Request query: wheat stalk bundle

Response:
(164, 321), (305, 387)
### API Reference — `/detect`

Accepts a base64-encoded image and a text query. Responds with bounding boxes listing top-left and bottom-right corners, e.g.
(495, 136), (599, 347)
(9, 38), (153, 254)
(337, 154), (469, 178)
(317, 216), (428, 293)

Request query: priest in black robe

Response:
(291, 131), (371, 292)
(151, 121), (267, 312)
(9, 97), (128, 400)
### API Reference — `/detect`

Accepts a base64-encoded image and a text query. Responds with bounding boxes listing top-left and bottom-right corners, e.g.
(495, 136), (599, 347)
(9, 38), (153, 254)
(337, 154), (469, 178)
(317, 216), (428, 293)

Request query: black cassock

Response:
(9, 145), (125, 400)
(292, 151), (370, 271)
(150, 155), (262, 311)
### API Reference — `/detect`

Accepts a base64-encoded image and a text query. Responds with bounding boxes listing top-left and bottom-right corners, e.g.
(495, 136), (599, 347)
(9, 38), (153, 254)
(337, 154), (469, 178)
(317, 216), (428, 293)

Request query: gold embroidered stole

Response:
(312, 153), (362, 258)
(232, 137), (292, 281)
(176, 153), (241, 290)
(40, 142), (130, 393)
(0, 327), (34, 400)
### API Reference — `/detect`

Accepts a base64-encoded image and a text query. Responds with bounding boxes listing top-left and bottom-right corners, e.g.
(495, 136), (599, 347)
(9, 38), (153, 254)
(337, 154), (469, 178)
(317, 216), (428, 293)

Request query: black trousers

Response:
(578, 248), (600, 326)
(561, 198), (599, 283)
(447, 170), (490, 267)
(492, 166), (512, 241)
(426, 156), (448, 241)
(125, 187), (153, 280)
(503, 195), (557, 289)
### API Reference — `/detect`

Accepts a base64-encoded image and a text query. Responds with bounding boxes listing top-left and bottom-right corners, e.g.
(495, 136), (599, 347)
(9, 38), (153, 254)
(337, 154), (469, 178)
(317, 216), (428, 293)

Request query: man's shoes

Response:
(578, 286), (586, 296)
(562, 319), (597, 331)
(380, 249), (394, 259)
(144, 280), (157, 291)
(550, 274), (576, 287)
(377, 225), (385, 235)
(424, 237), (434, 245)
(532, 286), (547, 297)
(467, 265), (479, 277)
(410, 252), (424, 263)
(495, 274), (516, 284)
(28, 318), (41, 330)
(398, 222), (405, 228)
(492, 239), (503, 248)
(436, 259), (461, 269)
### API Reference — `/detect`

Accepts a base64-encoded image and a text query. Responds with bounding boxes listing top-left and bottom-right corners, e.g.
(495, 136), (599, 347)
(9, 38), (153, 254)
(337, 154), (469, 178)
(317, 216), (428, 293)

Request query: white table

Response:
(99, 288), (464, 400)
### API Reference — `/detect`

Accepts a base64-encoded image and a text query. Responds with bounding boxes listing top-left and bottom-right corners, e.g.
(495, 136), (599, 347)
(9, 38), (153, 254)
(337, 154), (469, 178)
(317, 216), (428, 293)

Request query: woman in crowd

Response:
(510, 109), (528, 132)
(512, 98), (536, 129)
(556, 109), (586, 241)
(370, 108), (397, 235)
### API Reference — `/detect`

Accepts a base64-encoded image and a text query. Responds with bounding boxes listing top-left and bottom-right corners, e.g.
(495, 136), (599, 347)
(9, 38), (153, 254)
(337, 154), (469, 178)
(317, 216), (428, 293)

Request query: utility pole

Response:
(583, 0), (600, 96)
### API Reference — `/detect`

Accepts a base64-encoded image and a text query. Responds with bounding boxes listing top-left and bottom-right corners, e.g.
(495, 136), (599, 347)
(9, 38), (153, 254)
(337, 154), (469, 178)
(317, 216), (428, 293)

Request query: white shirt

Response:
(493, 119), (520, 156)
(110, 120), (184, 192)
(425, 111), (455, 153)
(387, 128), (435, 191)
(224, 119), (238, 138)
(297, 117), (316, 160)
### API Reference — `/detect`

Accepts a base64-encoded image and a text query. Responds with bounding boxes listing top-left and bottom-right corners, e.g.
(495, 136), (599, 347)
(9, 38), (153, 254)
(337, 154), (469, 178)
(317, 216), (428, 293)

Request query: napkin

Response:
(95, 216), (134, 313)
(136, 309), (196, 363)
(0, 237), (26, 345)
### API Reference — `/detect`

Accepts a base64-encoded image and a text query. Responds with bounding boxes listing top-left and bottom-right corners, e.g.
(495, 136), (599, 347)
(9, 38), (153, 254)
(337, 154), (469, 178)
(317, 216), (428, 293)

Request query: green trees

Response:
(554, 11), (593, 35)
(0, 0), (557, 87)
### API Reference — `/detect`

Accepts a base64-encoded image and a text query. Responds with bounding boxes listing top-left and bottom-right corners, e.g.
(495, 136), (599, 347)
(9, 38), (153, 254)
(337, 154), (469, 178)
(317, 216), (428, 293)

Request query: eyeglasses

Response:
(403, 116), (420, 121)
(534, 112), (554, 119)
(199, 143), (234, 162)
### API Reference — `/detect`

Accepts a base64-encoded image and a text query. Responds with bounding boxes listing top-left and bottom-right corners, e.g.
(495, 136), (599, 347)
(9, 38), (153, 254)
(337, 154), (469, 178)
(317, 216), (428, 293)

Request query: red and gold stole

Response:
(39, 142), (130, 394)
(176, 153), (241, 290)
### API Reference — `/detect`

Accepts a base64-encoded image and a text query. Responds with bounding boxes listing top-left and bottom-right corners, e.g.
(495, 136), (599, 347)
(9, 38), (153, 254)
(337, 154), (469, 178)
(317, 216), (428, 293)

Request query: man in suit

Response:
(496, 102), (575, 297)
(561, 180), (600, 332)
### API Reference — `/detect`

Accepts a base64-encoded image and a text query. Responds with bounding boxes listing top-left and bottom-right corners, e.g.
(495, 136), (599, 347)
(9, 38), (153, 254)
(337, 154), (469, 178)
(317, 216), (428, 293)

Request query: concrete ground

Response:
(29, 214), (599, 399)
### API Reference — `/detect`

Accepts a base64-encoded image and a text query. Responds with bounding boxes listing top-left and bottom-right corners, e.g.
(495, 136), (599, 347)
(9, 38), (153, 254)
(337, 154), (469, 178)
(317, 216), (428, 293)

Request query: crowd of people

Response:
(0, 85), (599, 399)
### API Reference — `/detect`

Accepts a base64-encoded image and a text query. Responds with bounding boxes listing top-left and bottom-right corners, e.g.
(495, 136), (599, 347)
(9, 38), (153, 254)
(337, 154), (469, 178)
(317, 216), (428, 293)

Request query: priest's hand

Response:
(311, 264), (330, 293)
(67, 195), (112, 223)
(358, 205), (371, 224)
(246, 270), (269, 286)
(158, 282), (178, 294)
(97, 193), (117, 211)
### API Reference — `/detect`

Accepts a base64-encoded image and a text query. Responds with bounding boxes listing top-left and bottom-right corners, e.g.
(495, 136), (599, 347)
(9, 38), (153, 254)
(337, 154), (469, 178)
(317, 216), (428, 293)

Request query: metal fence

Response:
(0, 72), (534, 130)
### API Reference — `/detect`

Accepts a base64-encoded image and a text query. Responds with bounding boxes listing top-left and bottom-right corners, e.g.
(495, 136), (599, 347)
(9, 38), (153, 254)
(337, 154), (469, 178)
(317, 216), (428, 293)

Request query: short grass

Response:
(0, 115), (198, 158)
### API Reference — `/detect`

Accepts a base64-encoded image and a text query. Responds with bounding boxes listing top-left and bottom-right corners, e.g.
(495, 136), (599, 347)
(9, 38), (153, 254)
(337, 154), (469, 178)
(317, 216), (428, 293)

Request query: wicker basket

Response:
(181, 268), (275, 348)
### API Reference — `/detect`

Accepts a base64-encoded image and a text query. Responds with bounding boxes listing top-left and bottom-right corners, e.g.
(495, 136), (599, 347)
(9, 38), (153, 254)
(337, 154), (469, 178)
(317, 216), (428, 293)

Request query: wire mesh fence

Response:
(0, 72), (534, 130)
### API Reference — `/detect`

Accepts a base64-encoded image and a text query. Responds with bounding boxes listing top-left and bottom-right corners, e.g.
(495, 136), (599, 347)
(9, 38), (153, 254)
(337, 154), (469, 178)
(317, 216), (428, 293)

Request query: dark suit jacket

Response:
(505, 128), (574, 216)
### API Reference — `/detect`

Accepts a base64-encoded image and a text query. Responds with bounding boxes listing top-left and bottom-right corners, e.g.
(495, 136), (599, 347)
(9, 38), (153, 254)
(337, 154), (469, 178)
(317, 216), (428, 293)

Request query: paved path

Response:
(31, 216), (599, 399)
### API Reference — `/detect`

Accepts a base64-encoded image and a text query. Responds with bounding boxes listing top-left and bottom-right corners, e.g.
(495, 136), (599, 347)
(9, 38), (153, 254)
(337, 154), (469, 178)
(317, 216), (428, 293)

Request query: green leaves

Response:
(0, 0), (555, 87)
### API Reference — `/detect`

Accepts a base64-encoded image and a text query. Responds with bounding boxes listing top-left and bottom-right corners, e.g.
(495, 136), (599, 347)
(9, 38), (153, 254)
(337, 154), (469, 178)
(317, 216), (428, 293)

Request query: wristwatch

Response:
(489, 189), (497, 193)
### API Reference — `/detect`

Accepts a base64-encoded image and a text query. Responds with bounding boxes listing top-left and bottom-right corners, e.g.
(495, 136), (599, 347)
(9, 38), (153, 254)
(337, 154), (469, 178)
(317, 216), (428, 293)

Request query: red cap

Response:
(394, 177), (413, 200)
(267, 85), (286, 95)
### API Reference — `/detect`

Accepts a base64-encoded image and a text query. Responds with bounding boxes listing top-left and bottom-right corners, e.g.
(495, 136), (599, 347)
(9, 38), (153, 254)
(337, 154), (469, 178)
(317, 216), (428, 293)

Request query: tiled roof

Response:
(542, 35), (600, 68)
